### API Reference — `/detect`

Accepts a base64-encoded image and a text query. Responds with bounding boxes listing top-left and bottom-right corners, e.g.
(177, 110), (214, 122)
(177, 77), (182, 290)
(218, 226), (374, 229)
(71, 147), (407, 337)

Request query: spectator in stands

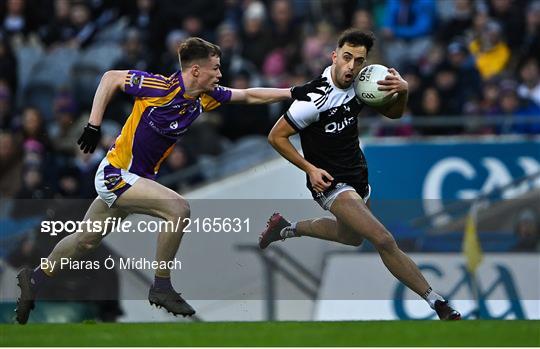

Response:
(112, 28), (148, 71)
(125, 0), (165, 62)
(15, 164), (52, 200)
(73, 145), (103, 198)
(446, 40), (483, 103)
(109, 29), (151, 123)
(56, 166), (81, 198)
(436, 0), (475, 45)
(415, 87), (447, 135)
(240, 1), (272, 69)
(64, 1), (98, 48)
(1, 0), (41, 41)
(350, 9), (385, 65)
(487, 0), (525, 50)
(401, 65), (423, 116)
(159, 144), (192, 177)
(0, 81), (14, 130)
(496, 81), (540, 135)
(48, 92), (80, 156)
(216, 22), (259, 88)
(517, 1), (540, 65)
(381, 0), (436, 70)
(512, 209), (540, 252)
(267, 0), (302, 75)
(38, 0), (72, 48)
(374, 112), (414, 137)
(517, 58), (540, 107)
(166, 0), (225, 41)
(98, 120), (121, 153)
(19, 106), (50, 152)
(417, 43), (445, 78)
(0, 33), (17, 96)
(155, 29), (187, 76)
(433, 63), (463, 115)
(158, 143), (203, 191)
(469, 20), (510, 80)
(0, 131), (22, 198)
(219, 70), (271, 141)
(479, 78), (501, 116)
(301, 21), (335, 77)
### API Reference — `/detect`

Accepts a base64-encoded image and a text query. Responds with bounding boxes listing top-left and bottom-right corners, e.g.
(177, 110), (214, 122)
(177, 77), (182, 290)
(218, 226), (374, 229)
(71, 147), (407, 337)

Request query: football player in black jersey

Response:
(260, 28), (460, 320)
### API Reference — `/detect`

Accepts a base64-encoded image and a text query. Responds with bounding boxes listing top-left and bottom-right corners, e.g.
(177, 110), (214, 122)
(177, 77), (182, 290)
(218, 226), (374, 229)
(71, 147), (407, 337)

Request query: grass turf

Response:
(1, 320), (539, 346)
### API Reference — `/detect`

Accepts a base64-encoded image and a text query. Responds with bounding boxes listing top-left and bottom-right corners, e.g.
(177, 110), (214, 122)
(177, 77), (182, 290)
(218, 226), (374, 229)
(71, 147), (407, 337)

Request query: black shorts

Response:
(309, 181), (371, 210)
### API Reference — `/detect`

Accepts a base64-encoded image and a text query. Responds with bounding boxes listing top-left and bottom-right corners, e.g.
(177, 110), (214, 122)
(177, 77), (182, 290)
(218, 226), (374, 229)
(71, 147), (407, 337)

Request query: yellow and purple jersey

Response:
(106, 70), (231, 179)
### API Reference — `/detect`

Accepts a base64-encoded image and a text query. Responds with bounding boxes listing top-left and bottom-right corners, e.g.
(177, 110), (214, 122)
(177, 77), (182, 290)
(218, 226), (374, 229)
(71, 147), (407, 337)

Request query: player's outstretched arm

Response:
(374, 68), (408, 119)
(228, 77), (328, 104)
(268, 117), (333, 192)
(77, 70), (128, 153)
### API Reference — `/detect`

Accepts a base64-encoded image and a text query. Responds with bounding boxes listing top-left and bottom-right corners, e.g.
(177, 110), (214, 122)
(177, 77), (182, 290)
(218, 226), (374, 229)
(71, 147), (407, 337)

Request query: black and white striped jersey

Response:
(284, 66), (369, 194)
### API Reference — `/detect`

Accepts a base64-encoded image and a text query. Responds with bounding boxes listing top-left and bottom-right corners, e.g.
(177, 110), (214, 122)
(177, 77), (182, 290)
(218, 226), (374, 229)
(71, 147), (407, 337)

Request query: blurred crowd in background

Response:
(0, 0), (539, 201)
(0, 0), (538, 323)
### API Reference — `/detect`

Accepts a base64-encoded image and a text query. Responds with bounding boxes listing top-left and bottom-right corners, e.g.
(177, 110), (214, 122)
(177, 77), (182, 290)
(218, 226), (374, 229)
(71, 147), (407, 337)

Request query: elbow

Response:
(102, 70), (124, 90)
(101, 70), (115, 82)
(267, 133), (277, 147)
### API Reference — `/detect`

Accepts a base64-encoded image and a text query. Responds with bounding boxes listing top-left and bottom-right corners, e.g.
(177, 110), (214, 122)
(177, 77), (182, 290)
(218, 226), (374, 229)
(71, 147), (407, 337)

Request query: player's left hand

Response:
(377, 68), (408, 98)
(291, 77), (329, 101)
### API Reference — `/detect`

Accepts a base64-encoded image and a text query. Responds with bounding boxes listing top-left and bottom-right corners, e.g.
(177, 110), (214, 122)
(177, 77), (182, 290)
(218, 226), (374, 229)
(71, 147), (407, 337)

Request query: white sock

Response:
(423, 287), (445, 309)
(280, 222), (297, 238)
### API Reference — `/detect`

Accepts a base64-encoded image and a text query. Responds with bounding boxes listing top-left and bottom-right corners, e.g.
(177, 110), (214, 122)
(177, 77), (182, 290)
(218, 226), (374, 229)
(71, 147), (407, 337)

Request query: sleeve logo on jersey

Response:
(314, 85), (333, 109)
(130, 74), (144, 88)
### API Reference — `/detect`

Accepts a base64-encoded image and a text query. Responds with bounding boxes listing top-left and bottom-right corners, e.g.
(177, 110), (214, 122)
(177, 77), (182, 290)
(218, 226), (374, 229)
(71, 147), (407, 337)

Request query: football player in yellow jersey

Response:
(15, 37), (328, 323)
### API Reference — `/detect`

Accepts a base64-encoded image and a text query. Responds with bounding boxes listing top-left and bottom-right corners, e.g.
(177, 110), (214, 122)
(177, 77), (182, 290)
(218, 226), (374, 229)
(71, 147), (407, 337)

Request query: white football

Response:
(354, 64), (393, 107)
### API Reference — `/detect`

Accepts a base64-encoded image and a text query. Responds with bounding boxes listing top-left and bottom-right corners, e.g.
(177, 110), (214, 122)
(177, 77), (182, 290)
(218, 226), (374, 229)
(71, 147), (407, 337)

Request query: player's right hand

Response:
(308, 168), (334, 193)
(77, 123), (101, 153)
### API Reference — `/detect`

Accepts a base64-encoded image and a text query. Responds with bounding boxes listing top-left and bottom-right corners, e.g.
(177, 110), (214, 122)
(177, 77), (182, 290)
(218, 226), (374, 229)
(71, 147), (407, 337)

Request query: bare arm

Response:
(229, 88), (291, 104)
(373, 68), (408, 119)
(268, 117), (333, 192)
(228, 76), (329, 104)
(88, 70), (128, 125)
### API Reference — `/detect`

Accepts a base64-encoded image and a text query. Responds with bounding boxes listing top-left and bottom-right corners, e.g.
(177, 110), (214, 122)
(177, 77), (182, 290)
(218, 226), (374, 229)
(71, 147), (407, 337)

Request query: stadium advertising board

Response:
(315, 253), (540, 320)
(364, 138), (540, 224)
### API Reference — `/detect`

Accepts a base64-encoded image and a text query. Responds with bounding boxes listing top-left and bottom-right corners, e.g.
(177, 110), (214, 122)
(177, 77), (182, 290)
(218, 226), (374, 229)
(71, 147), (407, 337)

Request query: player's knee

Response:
(371, 232), (397, 252)
(164, 197), (190, 221)
(76, 235), (101, 253)
(176, 198), (190, 219)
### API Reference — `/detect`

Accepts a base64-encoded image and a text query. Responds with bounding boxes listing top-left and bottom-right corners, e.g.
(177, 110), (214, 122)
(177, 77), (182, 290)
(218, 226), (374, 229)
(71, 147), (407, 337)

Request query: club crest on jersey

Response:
(130, 74), (143, 88)
(170, 121), (178, 129)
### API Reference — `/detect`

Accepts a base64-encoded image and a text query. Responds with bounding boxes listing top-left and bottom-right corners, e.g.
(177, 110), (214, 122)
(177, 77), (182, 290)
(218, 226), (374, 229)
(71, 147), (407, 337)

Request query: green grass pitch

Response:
(1, 320), (538, 346)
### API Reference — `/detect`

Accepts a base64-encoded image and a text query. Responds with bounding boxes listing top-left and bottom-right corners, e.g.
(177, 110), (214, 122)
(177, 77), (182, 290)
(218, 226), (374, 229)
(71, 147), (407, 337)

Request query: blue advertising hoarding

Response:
(362, 137), (540, 228)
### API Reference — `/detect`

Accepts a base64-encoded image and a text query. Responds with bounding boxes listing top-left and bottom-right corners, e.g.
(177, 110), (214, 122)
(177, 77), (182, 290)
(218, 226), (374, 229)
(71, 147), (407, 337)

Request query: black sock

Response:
(153, 275), (172, 290)
(31, 268), (48, 293)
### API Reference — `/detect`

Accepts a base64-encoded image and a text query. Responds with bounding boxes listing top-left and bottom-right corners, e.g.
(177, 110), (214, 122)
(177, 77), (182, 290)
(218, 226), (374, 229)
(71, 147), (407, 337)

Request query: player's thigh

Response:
(79, 197), (129, 244)
(114, 177), (189, 221)
(330, 190), (392, 244)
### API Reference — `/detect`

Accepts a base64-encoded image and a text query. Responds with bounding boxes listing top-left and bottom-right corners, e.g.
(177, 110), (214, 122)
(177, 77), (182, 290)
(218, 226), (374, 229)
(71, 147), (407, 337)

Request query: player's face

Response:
(196, 55), (222, 91)
(332, 44), (367, 88)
